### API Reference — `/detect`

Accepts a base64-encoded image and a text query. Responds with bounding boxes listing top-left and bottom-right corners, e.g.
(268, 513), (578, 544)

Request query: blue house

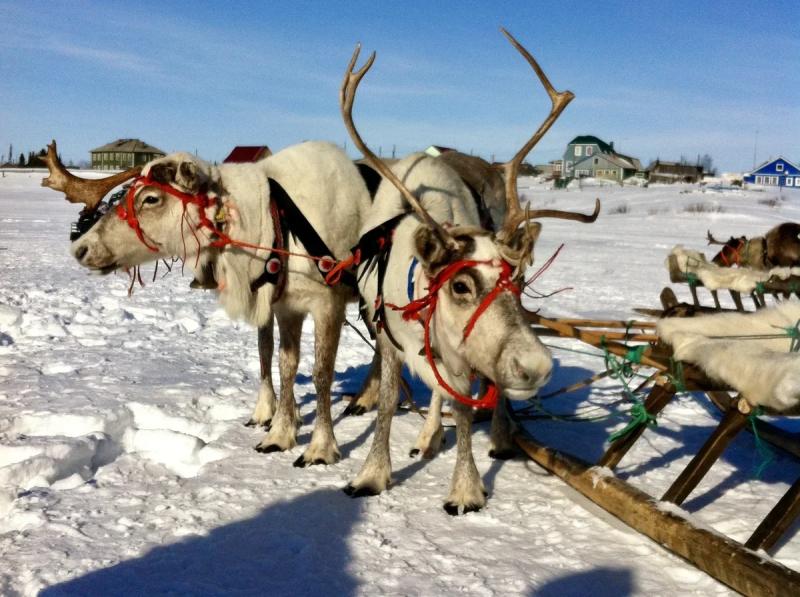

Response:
(744, 157), (800, 188)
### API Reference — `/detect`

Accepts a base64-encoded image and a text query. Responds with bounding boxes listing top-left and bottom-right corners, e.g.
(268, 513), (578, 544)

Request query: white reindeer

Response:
(339, 29), (599, 513)
(53, 141), (375, 466)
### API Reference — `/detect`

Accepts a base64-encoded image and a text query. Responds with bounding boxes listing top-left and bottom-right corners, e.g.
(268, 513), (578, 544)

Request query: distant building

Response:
(534, 160), (563, 178)
(647, 160), (704, 184)
(424, 145), (456, 158)
(223, 146), (272, 163)
(562, 135), (642, 181)
(743, 157), (800, 188)
(90, 139), (165, 171)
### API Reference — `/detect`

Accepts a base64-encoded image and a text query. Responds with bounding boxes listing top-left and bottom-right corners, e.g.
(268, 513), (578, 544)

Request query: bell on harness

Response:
(69, 188), (127, 242)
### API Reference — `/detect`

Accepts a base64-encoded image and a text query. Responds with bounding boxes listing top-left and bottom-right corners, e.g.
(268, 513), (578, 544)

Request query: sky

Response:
(0, 1), (797, 173)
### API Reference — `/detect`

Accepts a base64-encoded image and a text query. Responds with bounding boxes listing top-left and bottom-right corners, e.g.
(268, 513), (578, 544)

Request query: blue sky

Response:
(1, 1), (797, 172)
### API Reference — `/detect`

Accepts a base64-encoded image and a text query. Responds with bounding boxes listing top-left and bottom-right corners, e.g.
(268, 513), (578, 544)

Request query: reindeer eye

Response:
(143, 195), (161, 206)
(452, 281), (471, 295)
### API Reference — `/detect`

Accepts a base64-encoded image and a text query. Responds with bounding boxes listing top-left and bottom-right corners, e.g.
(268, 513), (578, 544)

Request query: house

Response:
(424, 145), (456, 158)
(223, 146), (272, 163)
(743, 157), (800, 188)
(647, 160), (704, 184)
(562, 135), (642, 181)
(90, 139), (165, 171)
(534, 159), (563, 178)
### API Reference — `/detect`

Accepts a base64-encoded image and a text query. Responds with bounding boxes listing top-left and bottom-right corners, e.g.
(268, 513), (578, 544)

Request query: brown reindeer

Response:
(707, 223), (800, 269)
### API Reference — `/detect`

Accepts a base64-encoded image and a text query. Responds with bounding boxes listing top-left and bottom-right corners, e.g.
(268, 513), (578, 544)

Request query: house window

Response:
(594, 158), (598, 164)
(586, 146), (593, 156)
(776, 163), (784, 172)
(574, 146), (583, 157)
(787, 177), (794, 186)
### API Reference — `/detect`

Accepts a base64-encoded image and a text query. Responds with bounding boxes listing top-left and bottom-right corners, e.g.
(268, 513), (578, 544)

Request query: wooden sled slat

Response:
(515, 432), (800, 597)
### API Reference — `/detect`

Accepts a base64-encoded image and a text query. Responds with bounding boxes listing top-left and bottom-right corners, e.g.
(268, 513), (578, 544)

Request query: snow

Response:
(1, 169), (799, 595)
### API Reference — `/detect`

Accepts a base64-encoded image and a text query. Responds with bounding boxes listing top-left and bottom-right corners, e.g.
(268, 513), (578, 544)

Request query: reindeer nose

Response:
(512, 355), (552, 389)
(75, 245), (89, 261)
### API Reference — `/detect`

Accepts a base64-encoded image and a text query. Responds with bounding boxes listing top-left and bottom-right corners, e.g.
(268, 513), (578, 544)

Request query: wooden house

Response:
(90, 139), (165, 171)
(562, 135), (642, 181)
(743, 157), (800, 188)
(223, 146), (272, 163)
(647, 160), (704, 184)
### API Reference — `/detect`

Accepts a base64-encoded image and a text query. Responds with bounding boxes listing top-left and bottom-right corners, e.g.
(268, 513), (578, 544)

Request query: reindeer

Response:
(339, 29), (599, 513)
(45, 140), (377, 467)
(707, 223), (800, 269)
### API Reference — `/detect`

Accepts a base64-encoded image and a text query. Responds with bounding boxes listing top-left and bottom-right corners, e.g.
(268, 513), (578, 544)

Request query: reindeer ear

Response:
(149, 163), (177, 185)
(176, 161), (204, 193)
(414, 225), (452, 272)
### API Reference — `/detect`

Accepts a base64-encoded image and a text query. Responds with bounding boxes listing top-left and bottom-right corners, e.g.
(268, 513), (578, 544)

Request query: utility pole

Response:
(752, 129), (759, 170)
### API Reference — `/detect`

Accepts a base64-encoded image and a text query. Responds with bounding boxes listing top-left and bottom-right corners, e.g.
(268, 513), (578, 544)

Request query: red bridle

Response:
(388, 259), (519, 409)
(715, 238), (745, 267)
(116, 176), (217, 253)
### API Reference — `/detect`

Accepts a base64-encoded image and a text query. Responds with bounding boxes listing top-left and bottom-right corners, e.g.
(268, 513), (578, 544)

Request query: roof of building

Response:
(424, 145), (457, 157)
(574, 153), (638, 170)
(223, 146), (272, 163)
(647, 160), (703, 173)
(567, 135), (614, 153)
(748, 156), (800, 175)
(90, 139), (165, 154)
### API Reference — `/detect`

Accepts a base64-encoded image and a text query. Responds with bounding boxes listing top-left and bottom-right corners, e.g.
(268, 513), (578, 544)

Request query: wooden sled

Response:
(519, 311), (800, 596)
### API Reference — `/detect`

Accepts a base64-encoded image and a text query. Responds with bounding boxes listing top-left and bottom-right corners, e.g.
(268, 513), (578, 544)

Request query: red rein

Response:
(388, 259), (518, 410)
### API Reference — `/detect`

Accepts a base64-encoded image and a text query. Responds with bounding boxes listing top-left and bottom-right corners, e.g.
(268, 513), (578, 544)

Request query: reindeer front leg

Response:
(255, 310), (303, 453)
(489, 396), (520, 459)
(410, 390), (445, 458)
(246, 316), (277, 428)
(294, 298), (346, 467)
(445, 401), (486, 515)
(345, 338), (402, 496)
(344, 350), (381, 416)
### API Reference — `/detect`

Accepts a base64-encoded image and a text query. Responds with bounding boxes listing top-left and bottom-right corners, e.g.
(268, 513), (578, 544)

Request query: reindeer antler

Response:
(340, 45), (460, 251)
(496, 29), (598, 239)
(706, 230), (728, 245)
(41, 140), (141, 211)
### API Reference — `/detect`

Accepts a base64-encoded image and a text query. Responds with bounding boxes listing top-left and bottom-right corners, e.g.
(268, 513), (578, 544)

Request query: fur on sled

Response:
(657, 303), (800, 414)
(668, 246), (800, 293)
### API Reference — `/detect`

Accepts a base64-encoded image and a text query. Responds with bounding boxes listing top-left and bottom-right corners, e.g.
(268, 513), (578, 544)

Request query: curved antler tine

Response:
(340, 44), (458, 250)
(41, 139), (140, 211)
(706, 229), (726, 245)
(497, 28), (575, 240)
(526, 198), (601, 223)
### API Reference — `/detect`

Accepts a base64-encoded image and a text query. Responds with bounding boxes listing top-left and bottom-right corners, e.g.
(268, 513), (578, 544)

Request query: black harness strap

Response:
(355, 213), (407, 350)
(251, 178), (356, 293)
(357, 163), (382, 200)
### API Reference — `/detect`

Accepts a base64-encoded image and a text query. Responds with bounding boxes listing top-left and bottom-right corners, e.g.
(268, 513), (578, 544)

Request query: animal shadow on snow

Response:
(530, 566), (634, 597)
(516, 360), (800, 519)
(42, 488), (364, 597)
(512, 360), (615, 461)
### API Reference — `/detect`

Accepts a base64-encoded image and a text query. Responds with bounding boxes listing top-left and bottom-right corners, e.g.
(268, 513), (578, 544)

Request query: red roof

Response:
(223, 146), (272, 163)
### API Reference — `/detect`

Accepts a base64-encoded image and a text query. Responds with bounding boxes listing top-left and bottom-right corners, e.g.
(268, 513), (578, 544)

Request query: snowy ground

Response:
(0, 169), (798, 596)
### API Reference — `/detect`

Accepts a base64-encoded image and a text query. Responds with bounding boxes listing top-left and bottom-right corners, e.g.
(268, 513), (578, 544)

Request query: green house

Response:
(562, 135), (641, 181)
(90, 139), (165, 171)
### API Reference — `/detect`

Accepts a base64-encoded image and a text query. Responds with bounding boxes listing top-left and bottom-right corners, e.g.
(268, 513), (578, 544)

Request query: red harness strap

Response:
(388, 259), (518, 410)
(717, 239), (745, 266)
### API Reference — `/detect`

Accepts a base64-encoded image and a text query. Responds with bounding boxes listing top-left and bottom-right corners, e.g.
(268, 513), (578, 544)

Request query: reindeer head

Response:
(342, 29), (599, 402)
(46, 150), (221, 273)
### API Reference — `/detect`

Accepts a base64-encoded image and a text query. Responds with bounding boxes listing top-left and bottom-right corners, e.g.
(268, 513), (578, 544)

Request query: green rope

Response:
(748, 407), (775, 479)
(667, 358), (687, 393)
(787, 319), (800, 352)
(608, 399), (658, 442)
(755, 281), (766, 294)
(789, 282), (799, 294)
(686, 272), (699, 287)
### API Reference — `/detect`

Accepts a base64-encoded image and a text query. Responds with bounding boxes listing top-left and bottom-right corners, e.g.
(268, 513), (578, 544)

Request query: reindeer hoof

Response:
(343, 483), (379, 498)
(244, 418), (256, 427)
(245, 418), (271, 429)
(409, 448), (420, 457)
(254, 443), (282, 454)
(343, 403), (367, 417)
(488, 448), (518, 460)
(443, 502), (483, 516)
(293, 455), (335, 468)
